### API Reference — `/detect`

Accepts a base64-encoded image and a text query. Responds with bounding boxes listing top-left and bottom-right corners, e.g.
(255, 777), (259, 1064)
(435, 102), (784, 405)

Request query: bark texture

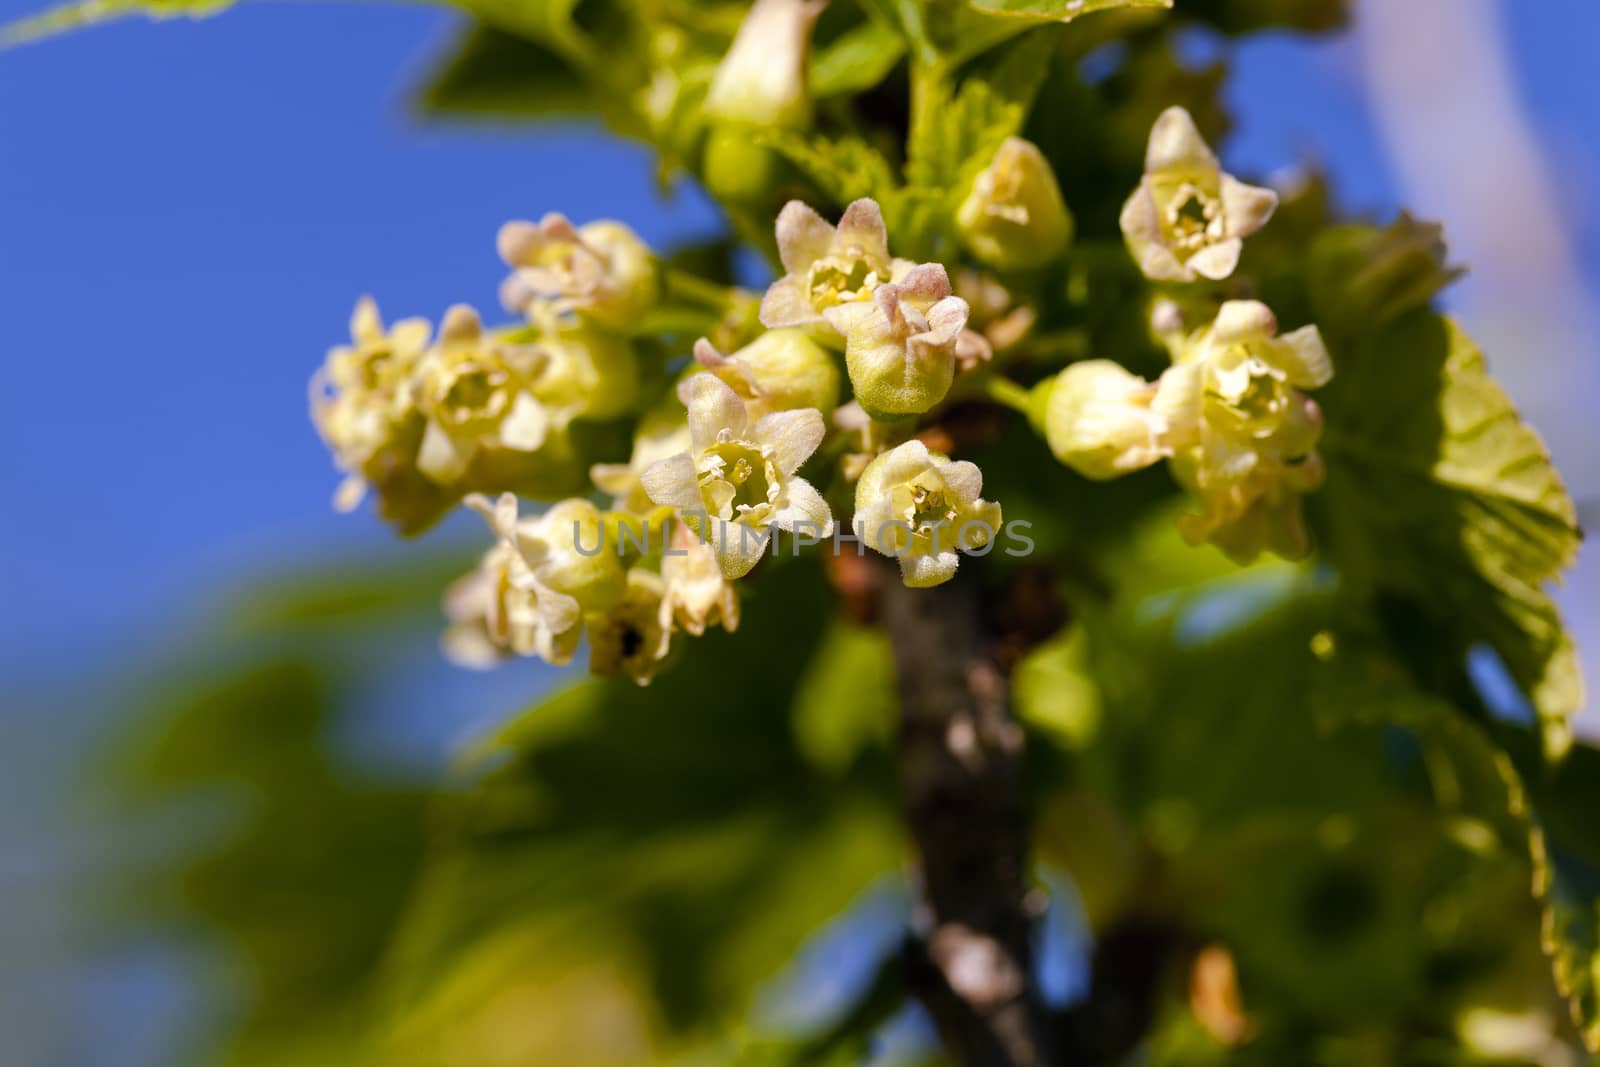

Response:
(878, 559), (1055, 1067)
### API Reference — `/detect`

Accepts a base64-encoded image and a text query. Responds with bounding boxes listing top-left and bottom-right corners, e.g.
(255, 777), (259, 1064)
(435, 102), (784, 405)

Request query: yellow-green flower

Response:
(1120, 106), (1278, 283)
(692, 327), (840, 419)
(1157, 300), (1332, 562)
(956, 137), (1074, 270)
(760, 198), (916, 334)
(825, 265), (970, 420)
(498, 214), (657, 331)
(309, 295), (431, 511)
(1043, 359), (1173, 480)
(441, 492), (592, 668)
(587, 568), (672, 686)
(413, 306), (636, 485)
(658, 520), (740, 638)
(854, 439), (1002, 588)
(641, 373), (832, 579)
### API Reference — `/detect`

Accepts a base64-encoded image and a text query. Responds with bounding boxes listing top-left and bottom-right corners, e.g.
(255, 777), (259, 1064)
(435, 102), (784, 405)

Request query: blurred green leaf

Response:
(964, 0), (1171, 23)
(755, 128), (901, 209)
(1311, 311), (1583, 761)
(812, 17), (906, 97)
(416, 25), (593, 118)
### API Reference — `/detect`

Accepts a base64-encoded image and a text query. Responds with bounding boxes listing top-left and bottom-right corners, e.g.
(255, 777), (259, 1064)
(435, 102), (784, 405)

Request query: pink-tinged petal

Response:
(417, 420), (475, 483)
(770, 476), (834, 536)
(939, 460), (984, 506)
(918, 297), (970, 345)
(760, 276), (821, 329)
(640, 452), (702, 510)
(834, 198), (890, 262)
(538, 211), (581, 243)
(682, 372), (748, 450)
(498, 391), (550, 452)
(499, 272), (537, 315)
(894, 262), (953, 303)
(753, 407), (826, 476)
(693, 337), (731, 369)
(1211, 300), (1277, 344)
(1219, 174), (1278, 240)
(439, 303), (483, 343)
(822, 300), (878, 337)
(1145, 106), (1218, 175)
(900, 550), (961, 588)
(496, 220), (541, 266)
(1274, 325), (1333, 389)
(775, 200), (835, 274)
(1186, 238), (1244, 281)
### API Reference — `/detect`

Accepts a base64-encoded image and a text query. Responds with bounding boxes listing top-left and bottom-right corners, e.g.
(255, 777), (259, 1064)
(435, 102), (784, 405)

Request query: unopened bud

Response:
(1043, 360), (1172, 480)
(956, 137), (1074, 270)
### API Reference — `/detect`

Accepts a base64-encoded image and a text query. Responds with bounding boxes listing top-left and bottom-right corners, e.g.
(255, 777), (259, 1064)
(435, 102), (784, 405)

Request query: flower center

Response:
(1165, 182), (1222, 256)
(702, 441), (773, 515)
(807, 255), (880, 309)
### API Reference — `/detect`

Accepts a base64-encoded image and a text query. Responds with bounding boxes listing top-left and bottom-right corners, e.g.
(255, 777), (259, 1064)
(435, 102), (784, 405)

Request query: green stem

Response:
(976, 375), (1035, 416)
(661, 267), (742, 313)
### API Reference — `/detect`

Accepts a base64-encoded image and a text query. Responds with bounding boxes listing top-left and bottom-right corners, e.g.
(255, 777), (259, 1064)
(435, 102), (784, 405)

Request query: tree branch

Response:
(878, 558), (1055, 1067)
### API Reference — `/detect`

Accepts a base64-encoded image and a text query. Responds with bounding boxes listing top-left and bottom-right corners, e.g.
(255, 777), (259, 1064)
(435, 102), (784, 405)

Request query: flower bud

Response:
(956, 137), (1074, 270)
(826, 265), (968, 420)
(703, 0), (827, 129)
(527, 316), (640, 420)
(1043, 360), (1172, 480)
(693, 327), (840, 419)
(498, 215), (658, 331)
(532, 497), (628, 612)
(1120, 106), (1278, 283)
(853, 439), (1002, 588)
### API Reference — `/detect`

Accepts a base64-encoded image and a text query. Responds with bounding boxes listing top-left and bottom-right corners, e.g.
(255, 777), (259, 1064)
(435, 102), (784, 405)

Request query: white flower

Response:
(640, 373), (833, 579)
(853, 439), (1002, 588)
(1120, 107), (1278, 283)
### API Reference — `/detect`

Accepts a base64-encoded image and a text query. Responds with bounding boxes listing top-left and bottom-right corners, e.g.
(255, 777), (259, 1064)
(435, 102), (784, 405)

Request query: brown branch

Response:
(877, 557), (1056, 1067)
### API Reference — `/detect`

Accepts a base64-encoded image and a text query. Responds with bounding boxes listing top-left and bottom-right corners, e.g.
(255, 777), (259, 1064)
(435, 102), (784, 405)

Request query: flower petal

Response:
(753, 407), (825, 476)
(770, 476), (834, 536)
(775, 200), (835, 274)
(939, 459), (984, 505)
(711, 519), (769, 579)
(834, 198), (890, 262)
(1273, 325), (1333, 389)
(759, 276), (820, 329)
(682, 372), (748, 450)
(1186, 238), (1243, 281)
(900, 550), (960, 589)
(1210, 300), (1277, 344)
(1145, 106), (1218, 175)
(640, 452), (703, 510)
(498, 391), (550, 452)
(417, 420), (475, 483)
(1219, 174), (1279, 240)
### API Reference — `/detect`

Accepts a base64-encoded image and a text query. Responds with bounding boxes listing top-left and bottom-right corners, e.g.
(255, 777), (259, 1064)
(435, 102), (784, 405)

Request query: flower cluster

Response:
(311, 84), (1328, 685)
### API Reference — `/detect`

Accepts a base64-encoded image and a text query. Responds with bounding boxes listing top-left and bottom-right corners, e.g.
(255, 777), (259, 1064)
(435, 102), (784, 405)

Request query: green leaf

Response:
(1, 0), (229, 46)
(964, 0), (1172, 23)
(415, 25), (593, 118)
(905, 28), (1056, 196)
(755, 129), (901, 209)
(811, 18), (905, 98)
(1312, 311), (1584, 761)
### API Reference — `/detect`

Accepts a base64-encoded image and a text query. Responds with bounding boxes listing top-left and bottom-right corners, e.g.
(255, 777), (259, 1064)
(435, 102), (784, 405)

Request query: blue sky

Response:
(0, 1), (1595, 686)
